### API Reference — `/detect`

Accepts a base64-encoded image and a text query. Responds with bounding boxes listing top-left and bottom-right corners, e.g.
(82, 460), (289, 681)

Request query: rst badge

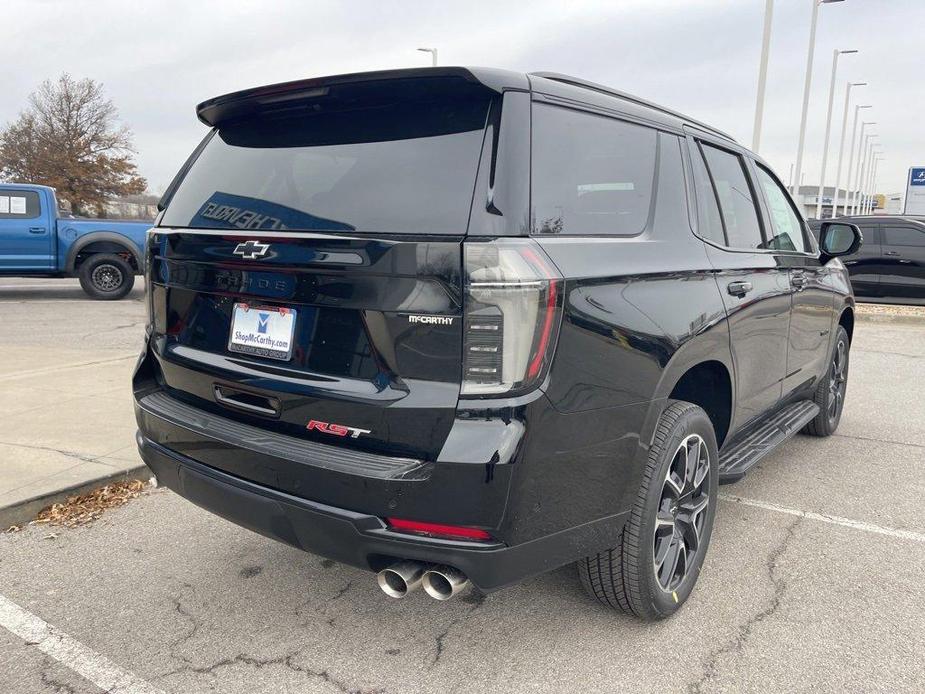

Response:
(232, 240), (271, 260)
(307, 419), (371, 439)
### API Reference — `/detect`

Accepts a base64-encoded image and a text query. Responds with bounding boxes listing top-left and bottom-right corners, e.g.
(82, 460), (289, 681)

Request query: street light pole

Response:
(841, 106), (871, 215)
(832, 85), (866, 217)
(861, 155), (874, 214)
(850, 124), (874, 214)
(416, 48), (438, 66)
(862, 140), (879, 214)
(752, 0), (775, 152)
(854, 137), (872, 215)
(851, 133), (877, 214)
(872, 156), (884, 214)
(815, 49), (857, 219)
(866, 155), (882, 214)
(791, 0), (846, 197)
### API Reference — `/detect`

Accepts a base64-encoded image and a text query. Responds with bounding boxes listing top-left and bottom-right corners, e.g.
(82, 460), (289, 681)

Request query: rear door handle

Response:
(791, 274), (807, 290)
(727, 281), (753, 297)
(883, 250), (900, 256)
(29, 226), (46, 234)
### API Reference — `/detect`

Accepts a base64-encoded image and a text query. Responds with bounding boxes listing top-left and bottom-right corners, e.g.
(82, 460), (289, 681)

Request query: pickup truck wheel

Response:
(78, 254), (135, 300)
(578, 400), (718, 620)
(802, 325), (850, 437)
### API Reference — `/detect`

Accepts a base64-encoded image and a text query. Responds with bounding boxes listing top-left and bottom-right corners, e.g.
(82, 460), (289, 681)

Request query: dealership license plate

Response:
(228, 303), (297, 361)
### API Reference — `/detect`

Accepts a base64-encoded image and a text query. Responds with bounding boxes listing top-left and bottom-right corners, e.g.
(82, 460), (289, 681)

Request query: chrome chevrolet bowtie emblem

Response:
(232, 240), (270, 260)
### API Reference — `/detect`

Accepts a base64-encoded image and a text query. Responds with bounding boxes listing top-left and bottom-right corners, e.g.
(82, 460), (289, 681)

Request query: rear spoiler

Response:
(196, 66), (529, 126)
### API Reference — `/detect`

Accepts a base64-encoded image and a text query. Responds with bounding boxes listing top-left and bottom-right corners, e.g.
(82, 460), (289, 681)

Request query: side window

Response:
(699, 143), (764, 250)
(531, 104), (657, 235)
(0, 190), (42, 220)
(883, 225), (925, 247)
(689, 144), (726, 245)
(755, 165), (807, 253)
(858, 225), (879, 246)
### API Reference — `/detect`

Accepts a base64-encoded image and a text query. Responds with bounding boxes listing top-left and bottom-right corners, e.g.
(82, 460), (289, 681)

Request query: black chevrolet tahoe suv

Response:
(134, 67), (862, 619)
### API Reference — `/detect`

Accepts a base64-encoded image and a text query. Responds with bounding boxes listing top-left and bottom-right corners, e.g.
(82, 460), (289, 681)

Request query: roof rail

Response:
(529, 72), (737, 144)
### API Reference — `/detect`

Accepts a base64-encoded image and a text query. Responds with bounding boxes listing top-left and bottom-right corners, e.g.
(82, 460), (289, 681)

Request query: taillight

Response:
(461, 239), (563, 397)
(144, 229), (156, 330)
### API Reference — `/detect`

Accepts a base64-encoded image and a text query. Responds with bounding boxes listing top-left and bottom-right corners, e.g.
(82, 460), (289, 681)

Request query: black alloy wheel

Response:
(653, 434), (711, 593)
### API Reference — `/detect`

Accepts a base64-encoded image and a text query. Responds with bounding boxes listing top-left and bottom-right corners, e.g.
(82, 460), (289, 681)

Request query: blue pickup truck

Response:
(0, 183), (150, 299)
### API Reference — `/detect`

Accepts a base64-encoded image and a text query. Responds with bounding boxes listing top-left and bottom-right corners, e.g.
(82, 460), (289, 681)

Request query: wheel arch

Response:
(65, 232), (142, 275)
(664, 360), (733, 448)
(838, 306), (854, 344)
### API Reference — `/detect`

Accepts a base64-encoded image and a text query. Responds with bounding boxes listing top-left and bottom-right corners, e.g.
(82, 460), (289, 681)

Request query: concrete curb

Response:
(855, 312), (925, 326)
(1, 464), (150, 530)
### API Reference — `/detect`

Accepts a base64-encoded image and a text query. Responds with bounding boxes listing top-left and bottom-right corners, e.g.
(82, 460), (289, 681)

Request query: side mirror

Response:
(819, 221), (862, 258)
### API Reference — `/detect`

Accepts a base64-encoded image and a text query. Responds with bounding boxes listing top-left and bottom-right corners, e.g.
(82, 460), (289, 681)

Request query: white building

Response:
(791, 185), (884, 220)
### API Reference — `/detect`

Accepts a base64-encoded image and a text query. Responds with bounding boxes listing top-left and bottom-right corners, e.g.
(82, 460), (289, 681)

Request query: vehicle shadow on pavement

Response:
(0, 288), (145, 302)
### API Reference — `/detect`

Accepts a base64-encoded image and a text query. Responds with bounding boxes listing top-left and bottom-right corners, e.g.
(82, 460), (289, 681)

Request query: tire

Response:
(78, 254), (135, 300)
(578, 400), (719, 620)
(802, 325), (850, 437)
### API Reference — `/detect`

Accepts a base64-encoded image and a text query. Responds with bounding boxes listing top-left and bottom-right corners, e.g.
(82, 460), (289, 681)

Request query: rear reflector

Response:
(386, 518), (493, 542)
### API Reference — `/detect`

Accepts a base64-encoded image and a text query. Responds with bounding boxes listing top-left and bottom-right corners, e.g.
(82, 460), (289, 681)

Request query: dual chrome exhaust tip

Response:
(376, 562), (470, 601)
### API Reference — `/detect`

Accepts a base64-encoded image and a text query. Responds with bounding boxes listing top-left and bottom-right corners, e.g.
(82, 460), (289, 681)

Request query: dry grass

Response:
(5, 479), (150, 532)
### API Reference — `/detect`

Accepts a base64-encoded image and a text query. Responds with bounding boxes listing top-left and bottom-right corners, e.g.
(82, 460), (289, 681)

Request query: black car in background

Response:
(809, 216), (925, 304)
(135, 67), (862, 620)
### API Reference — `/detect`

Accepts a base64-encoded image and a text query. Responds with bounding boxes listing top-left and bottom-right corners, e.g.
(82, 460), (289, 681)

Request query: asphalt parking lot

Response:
(1, 276), (924, 694)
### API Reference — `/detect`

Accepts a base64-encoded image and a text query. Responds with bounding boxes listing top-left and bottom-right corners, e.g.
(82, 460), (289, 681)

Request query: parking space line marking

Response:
(0, 593), (163, 694)
(0, 284), (83, 290)
(721, 494), (925, 544)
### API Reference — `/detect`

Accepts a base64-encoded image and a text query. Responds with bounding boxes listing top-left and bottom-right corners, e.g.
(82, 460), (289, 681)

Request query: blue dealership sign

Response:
(911, 168), (925, 186)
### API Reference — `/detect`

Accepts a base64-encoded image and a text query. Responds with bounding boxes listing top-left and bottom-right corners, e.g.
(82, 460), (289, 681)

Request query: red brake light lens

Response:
(386, 518), (493, 542)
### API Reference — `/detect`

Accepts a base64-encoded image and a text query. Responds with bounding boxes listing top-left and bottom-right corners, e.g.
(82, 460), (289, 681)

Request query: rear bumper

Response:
(137, 432), (627, 591)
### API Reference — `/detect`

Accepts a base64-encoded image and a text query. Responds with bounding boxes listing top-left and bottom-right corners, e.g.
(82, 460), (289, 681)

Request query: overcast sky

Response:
(2, 0), (921, 198)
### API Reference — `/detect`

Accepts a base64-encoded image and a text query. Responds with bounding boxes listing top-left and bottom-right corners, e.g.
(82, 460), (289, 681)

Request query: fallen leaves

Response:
(32, 479), (149, 530)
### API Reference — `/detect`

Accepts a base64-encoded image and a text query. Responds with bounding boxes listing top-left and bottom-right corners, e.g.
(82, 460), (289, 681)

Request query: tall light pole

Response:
(850, 123), (875, 214)
(861, 154), (875, 214)
(841, 106), (871, 215)
(861, 140), (880, 214)
(815, 49), (857, 219)
(792, 0), (847, 197)
(866, 154), (883, 214)
(872, 156), (884, 214)
(752, 0), (775, 151)
(853, 137), (874, 214)
(832, 86), (866, 217)
(854, 135), (878, 214)
(416, 47), (438, 66)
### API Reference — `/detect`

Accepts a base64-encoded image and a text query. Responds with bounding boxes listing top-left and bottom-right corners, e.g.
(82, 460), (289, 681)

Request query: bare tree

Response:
(0, 74), (146, 215)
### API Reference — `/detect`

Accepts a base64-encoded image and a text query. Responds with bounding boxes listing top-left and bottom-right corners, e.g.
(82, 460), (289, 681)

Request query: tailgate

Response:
(148, 229), (463, 461)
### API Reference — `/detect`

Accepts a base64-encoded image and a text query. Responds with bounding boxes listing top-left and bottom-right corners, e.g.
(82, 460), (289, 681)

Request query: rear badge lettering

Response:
(408, 315), (454, 325)
(307, 419), (371, 439)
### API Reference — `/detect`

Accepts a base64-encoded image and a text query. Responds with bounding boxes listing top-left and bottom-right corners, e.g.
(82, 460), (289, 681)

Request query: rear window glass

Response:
(162, 97), (490, 234)
(884, 225), (925, 247)
(531, 104), (657, 235)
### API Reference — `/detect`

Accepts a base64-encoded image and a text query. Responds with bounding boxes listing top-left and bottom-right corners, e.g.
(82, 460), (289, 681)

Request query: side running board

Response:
(718, 400), (819, 484)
